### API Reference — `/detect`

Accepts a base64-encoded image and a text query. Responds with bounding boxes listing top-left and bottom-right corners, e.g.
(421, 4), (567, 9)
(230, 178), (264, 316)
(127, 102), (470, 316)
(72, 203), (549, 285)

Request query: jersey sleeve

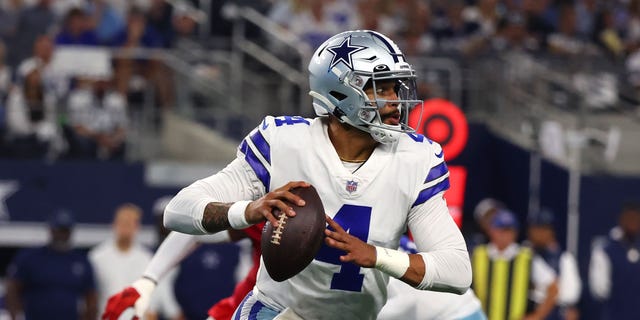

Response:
(163, 117), (278, 235)
(408, 195), (471, 294)
(411, 140), (450, 208)
(236, 116), (277, 192)
(405, 140), (470, 294)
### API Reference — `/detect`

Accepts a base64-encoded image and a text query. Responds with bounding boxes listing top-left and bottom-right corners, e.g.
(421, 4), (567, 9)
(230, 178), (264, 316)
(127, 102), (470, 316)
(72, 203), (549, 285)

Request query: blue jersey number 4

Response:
(315, 204), (372, 292)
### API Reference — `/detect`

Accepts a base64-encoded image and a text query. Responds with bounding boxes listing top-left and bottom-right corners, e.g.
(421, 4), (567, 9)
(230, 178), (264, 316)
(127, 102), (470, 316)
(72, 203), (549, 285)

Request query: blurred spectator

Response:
(4, 61), (63, 159)
(145, 196), (183, 320)
(146, 0), (174, 48)
(527, 209), (582, 320)
(172, 1), (200, 51)
(54, 7), (98, 46)
(86, 0), (125, 45)
(547, 4), (596, 56)
(0, 0), (21, 42)
(397, 0), (433, 57)
(5, 209), (97, 320)
(522, 0), (557, 44)
(627, 0), (640, 50)
(357, 0), (397, 37)
(472, 209), (558, 320)
(466, 0), (501, 38)
(109, 0), (151, 22)
(491, 12), (539, 53)
(625, 48), (640, 91)
(575, 0), (598, 40)
(65, 75), (128, 160)
(49, 0), (85, 20)
(18, 34), (68, 98)
(589, 202), (640, 320)
(592, 8), (625, 59)
(274, 0), (360, 54)
(112, 6), (173, 109)
(8, 0), (56, 68)
(467, 197), (505, 249)
(432, 0), (483, 55)
(89, 203), (152, 318)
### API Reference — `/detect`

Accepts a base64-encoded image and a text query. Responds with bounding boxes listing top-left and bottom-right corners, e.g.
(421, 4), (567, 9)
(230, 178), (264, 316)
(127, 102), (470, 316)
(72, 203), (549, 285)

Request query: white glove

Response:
(131, 277), (157, 318)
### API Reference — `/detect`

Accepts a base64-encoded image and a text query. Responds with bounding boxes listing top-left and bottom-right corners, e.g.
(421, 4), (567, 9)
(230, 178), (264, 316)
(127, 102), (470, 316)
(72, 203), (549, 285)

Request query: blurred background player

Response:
(89, 203), (152, 317)
(472, 209), (558, 320)
(526, 209), (582, 320)
(5, 209), (97, 320)
(589, 202), (640, 320)
(101, 224), (264, 320)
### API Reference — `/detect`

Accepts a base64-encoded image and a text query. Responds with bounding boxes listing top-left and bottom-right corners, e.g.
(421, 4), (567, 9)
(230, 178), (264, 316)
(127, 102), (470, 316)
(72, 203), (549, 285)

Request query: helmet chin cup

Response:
(370, 126), (399, 144)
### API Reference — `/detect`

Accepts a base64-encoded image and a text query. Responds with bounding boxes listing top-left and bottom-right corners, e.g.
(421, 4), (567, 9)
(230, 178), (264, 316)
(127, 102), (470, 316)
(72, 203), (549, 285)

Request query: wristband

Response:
(375, 246), (410, 278)
(228, 200), (252, 229)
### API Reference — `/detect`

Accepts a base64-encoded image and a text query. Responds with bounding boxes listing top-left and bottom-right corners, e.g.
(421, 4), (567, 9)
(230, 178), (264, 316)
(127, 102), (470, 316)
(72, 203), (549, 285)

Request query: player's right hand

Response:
(101, 277), (156, 320)
(245, 181), (309, 227)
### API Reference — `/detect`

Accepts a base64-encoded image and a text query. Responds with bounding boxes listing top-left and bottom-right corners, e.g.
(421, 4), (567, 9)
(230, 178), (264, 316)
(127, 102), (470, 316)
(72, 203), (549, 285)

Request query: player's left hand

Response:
(324, 215), (376, 267)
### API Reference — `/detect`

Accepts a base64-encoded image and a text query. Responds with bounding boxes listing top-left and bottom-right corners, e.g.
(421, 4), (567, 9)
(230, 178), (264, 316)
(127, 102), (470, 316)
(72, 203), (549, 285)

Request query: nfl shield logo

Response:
(346, 180), (358, 193)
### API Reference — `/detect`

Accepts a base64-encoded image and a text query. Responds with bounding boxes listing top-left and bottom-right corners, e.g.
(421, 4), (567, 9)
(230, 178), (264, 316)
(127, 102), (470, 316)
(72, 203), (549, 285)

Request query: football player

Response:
(163, 30), (471, 319)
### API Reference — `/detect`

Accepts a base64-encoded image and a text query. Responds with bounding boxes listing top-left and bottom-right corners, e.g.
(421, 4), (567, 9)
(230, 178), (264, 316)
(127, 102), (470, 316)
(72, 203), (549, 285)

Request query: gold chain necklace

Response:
(339, 157), (366, 163)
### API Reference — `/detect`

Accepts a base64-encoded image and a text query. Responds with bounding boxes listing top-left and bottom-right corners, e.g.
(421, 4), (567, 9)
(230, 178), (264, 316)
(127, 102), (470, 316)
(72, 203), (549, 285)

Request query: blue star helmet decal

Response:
(326, 36), (366, 71)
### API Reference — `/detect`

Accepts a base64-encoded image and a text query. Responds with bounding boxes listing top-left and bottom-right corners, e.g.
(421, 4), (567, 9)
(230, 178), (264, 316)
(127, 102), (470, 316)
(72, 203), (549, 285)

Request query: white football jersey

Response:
(235, 116), (461, 320)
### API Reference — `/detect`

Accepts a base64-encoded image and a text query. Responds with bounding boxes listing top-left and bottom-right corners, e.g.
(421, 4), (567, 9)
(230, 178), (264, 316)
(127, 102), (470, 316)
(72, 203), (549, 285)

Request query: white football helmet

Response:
(308, 30), (423, 144)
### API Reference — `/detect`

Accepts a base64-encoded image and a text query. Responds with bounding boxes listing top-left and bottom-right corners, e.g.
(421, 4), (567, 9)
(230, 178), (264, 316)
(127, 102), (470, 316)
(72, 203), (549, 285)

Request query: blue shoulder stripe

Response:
(412, 177), (450, 208)
(250, 130), (271, 164)
(239, 140), (271, 191)
(425, 161), (448, 183)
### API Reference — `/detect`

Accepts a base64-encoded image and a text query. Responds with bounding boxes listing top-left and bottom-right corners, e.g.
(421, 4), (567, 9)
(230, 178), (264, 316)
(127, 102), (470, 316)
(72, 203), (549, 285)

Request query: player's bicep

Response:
(410, 145), (449, 208)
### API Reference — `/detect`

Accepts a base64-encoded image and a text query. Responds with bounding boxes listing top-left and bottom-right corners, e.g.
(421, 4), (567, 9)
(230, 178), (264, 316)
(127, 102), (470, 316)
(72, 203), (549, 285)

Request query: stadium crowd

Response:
(0, 0), (640, 161)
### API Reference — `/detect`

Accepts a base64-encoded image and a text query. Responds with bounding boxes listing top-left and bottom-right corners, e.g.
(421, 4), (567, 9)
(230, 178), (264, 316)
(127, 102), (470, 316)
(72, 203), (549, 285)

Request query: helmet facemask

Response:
(344, 68), (423, 144)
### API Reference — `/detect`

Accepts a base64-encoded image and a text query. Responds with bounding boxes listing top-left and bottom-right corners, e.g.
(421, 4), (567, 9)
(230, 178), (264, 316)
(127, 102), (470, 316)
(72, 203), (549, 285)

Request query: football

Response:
(261, 185), (326, 282)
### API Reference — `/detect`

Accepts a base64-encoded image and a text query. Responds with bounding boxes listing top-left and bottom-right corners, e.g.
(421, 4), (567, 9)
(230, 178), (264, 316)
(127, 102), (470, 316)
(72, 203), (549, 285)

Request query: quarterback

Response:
(164, 30), (471, 319)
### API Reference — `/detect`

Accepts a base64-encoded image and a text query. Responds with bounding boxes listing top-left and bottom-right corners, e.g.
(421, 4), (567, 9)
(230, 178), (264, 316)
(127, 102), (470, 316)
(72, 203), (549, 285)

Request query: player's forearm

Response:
(414, 248), (471, 294)
(143, 232), (201, 281)
(164, 159), (261, 234)
(81, 290), (98, 320)
(399, 254), (426, 286)
(5, 280), (23, 320)
(201, 202), (233, 233)
(529, 281), (558, 319)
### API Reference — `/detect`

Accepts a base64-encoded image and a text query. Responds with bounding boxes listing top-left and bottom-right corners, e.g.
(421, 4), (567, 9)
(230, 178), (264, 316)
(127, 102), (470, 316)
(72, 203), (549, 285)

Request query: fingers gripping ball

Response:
(261, 185), (326, 281)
